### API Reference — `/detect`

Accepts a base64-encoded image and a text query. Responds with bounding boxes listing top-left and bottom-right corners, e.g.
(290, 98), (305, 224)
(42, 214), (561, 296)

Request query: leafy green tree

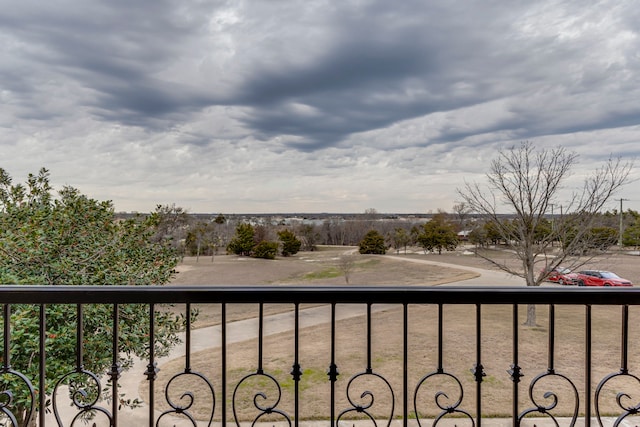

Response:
(563, 225), (619, 254)
(252, 241), (279, 259)
(391, 228), (411, 254)
(588, 226), (618, 250)
(484, 221), (502, 245)
(622, 216), (640, 249)
(278, 229), (301, 257)
(417, 213), (459, 254)
(358, 230), (386, 255)
(468, 226), (487, 248)
(0, 168), (186, 425)
(227, 223), (256, 256)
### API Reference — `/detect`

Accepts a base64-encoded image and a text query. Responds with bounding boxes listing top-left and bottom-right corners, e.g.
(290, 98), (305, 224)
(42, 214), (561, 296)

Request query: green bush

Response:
(278, 229), (302, 256)
(252, 240), (279, 259)
(358, 230), (386, 254)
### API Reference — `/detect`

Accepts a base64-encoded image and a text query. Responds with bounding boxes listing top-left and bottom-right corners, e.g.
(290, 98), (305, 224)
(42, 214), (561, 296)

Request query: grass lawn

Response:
(146, 247), (640, 421)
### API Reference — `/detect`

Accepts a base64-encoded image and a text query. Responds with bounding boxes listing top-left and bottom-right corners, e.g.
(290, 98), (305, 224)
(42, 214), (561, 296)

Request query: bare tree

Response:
(452, 202), (473, 231)
(458, 142), (632, 326)
(338, 254), (356, 284)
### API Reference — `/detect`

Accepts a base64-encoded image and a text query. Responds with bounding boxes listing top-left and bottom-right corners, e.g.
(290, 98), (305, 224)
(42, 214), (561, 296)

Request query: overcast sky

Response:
(1, 1), (639, 214)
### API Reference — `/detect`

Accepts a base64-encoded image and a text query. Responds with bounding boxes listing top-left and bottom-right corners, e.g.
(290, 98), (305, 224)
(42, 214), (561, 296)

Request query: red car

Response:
(575, 270), (633, 287)
(543, 267), (578, 285)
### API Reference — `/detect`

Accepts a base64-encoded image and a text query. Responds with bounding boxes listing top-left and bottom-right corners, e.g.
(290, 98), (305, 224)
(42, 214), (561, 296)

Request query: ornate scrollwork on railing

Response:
(0, 368), (36, 427)
(517, 370), (579, 427)
(155, 369), (215, 427)
(52, 368), (112, 427)
(232, 370), (291, 427)
(414, 370), (474, 427)
(336, 369), (395, 427)
(595, 371), (640, 427)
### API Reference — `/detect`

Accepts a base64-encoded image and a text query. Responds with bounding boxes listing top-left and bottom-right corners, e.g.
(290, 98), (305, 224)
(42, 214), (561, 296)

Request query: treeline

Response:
(151, 204), (640, 260)
(151, 207), (463, 258)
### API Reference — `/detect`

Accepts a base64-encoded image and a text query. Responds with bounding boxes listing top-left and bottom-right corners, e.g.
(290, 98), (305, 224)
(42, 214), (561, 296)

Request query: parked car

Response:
(543, 267), (578, 285)
(574, 270), (633, 287)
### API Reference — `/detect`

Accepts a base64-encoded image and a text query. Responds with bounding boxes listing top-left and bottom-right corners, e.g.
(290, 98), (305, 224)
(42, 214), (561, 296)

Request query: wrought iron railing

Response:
(1, 285), (640, 427)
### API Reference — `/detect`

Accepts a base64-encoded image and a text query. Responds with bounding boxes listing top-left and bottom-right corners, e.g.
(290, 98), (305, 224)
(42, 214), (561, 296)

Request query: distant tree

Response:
(278, 229), (302, 256)
(622, 216), (640, 250)
(484, 221), (503, 245)
(227, 223), (256, 256)
(458, 142), (632, 326)
(186, 221), (217, 261)
(152, 203), (190, 253)
(253, 225), (272, 245)
(417, 213), (459, 254)
(564, 226), (619, 254)
(391, 227), (411, 254)
(298, 224), (320, 251)
(588, 226), (619, 251)
(363, 208), (380, 220)
(338, 254), (356, 284)
(0, 168), (185, 425)
(358, 230), (386, 254)
(252, 241), (279, 259)
(452, 202), (472, 230)
(468, 226), (487, 248)
(214, 213), (226, 224)
(533, 218), (553, 244)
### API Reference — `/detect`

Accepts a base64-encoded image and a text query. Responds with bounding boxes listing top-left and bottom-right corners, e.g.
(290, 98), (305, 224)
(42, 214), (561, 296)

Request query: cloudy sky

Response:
(1, 0), (639, 213)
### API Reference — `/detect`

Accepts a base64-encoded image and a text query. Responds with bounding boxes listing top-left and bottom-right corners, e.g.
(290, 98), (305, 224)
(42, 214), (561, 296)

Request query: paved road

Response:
(383, 254), (526, 286)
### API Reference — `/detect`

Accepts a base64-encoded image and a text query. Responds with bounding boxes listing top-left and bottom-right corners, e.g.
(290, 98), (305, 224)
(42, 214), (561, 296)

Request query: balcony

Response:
(1, 285), (640, 427)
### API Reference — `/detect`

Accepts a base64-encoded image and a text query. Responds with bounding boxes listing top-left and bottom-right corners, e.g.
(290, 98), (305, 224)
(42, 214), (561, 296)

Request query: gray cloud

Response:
(1, 0), (639, 212)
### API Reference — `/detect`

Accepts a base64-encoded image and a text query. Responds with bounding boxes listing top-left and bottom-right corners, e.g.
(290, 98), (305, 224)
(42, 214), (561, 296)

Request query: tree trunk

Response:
(524, 303), (537, 326)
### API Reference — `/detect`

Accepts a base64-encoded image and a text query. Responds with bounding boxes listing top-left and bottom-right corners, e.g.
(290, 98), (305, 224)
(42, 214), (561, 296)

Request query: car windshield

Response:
(600, 272), (621, 279)
(557, 268), (571, 274)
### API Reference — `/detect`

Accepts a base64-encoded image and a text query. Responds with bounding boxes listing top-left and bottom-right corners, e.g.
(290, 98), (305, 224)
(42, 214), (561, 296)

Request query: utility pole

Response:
(618, 198), (629, 249)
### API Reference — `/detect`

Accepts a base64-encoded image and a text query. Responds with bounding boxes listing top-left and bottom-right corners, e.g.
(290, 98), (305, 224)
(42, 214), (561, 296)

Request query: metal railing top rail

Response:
(0, 285), (639, 305)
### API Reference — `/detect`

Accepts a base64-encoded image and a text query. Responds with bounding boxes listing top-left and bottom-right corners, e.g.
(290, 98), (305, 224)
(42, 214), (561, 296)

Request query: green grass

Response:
(302, 267), (342, 280)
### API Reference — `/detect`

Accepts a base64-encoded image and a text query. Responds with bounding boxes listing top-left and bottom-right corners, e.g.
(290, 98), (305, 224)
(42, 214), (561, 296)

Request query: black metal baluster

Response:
(518, 304), (579, 426)
(336, 303), (394, 427)
(291, 303), (301, 427)
(403, 303), (408, 427)
(509, 304), (522, 427)
(3, 304), (9, 368)
(110, 303), (120, 427)
(222, 303), (227, 427)
(233, 302), (289, 426)
(157, 302), (215, 426)
(437, 303), (443, 373)
(585, 305), (592, 427)
(146, 303), (157, 427)
(1, 304), (17, 426)
(595, 305), (640, 427)
(39, 305), (46, 427)
(53, 303), (111, 425)
(621, 305), (629, 375)
(328, 303), (338, 427)
(367, 303), (372, 373)
(186, 302), (191, 372)
(77, 304), (83, 371)
(548, 305), (555, 373)
(258, 303), (264, 374)
(473, 304), (485, 427)
(415, 303), (473, 427)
